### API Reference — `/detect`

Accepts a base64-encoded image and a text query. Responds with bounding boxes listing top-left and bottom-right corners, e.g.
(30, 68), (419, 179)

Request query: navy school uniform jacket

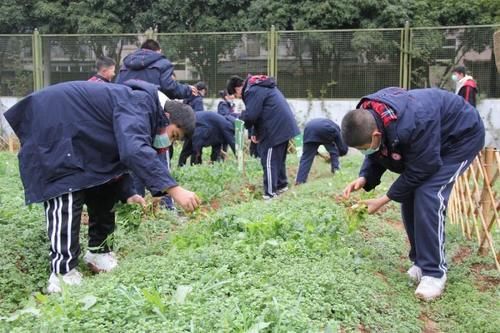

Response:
(217, 100), (239, 122)
(192, 112), (236, 154)
(115, 48), (191, 100)
(184, 95), (205, 112)
(241, 75), (300, 150)
(304, 118), (348, 156)
(358, 87), (485, 203)
(4, 80), (177, 205)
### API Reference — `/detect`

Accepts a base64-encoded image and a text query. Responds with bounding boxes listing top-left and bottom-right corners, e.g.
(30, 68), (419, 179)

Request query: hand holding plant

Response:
(167, 186), (201, 212)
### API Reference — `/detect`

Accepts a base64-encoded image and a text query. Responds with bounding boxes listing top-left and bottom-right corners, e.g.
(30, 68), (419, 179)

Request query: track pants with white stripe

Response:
(401, 158), (474, 278)
(258, 141), (289, 197)
(295, 142), (340, 184)
(44, 181), (121, 275)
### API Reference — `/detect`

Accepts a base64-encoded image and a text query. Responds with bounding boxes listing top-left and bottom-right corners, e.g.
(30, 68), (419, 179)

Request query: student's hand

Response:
(126, 194), (147, 208)
(343, 177), (367, 199)
(167, 186), (201, 212)
(362, 195), (390, 214)
(250, 135), (259, 144)
(190, 85), (199, 96)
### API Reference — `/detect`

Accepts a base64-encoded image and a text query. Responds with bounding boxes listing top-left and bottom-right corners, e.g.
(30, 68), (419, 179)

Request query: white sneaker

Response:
(415, 274), (447, 301)
(47, 268), (83, 293)
(407, 265), (422, 284)
(277, 186), (289, 195)
(83, 251), (118, 273)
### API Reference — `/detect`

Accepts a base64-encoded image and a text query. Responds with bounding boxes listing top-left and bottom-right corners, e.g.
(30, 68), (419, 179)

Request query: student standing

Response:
(227, 75), (299, 199)
(451, 66), (478, 107)
(88, 56), (116, 83)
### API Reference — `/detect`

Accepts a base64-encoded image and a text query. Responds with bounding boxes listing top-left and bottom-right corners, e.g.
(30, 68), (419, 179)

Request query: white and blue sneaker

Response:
(276, 186), (289, 195)
(47, 268), (83, 293)
(415, 274), (447, 301)
(83, 251), (118, 273)
(407, 265), (422, 284)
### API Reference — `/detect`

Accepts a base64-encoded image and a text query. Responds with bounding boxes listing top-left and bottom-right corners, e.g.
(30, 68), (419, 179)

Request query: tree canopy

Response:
(0, 0), (498, 34)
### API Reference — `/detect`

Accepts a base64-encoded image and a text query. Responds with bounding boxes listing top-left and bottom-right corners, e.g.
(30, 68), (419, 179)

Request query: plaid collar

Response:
(361, 100), (397, 127)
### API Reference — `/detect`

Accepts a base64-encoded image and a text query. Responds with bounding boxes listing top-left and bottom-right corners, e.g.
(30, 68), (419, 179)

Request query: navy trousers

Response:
(401, 158), (476, 278)
(258, 141), (289, 197)
(44, 180), (121, 274)
(178, 139), (222, 166)
(295, 142), (340, 184)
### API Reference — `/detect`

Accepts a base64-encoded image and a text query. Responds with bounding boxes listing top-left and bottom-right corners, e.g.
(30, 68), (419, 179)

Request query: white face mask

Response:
(451, 74), (459, 82)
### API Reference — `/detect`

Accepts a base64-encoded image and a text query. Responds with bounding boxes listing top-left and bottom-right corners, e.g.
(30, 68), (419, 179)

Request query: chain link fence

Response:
(156, 32), (268, 95)
(0, 35), (34, 96)
(276, 29), (403, 98)
(0, 25), (499, 98)
(40, 34), (140, 86)
(410, 26), (500, 98)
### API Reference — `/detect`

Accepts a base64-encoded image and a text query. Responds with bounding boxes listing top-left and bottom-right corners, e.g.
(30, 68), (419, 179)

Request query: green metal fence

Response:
(156, 31), (269, 96)
(0, 34), (34, 96)
(410, 25), (500, 98)
(0, 24), (499, 98)
(276, 28), (403, 98)
(39, 33), (140, 87)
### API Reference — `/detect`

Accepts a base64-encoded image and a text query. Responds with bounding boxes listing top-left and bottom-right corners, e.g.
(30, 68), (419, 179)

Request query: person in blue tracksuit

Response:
(227, 75), (300, 199)
(184, 81), (207, 112)
(115, 39), (197, 209)
(217, 90), (239, 154)
(341, 87), (484, 301)
(217, 89), (239, 121)
(115, 39), (196, 99)
(88, 56), (116, 83)
(295, 118), (348, 184)
(178, 111), (236, 166)
(3, 80), (200, 293)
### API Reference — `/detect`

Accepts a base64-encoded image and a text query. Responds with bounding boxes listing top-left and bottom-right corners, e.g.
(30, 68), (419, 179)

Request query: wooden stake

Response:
(448, 148), (499, 271)
(8, 135), (14, 152)
(479, 147), (498, 255)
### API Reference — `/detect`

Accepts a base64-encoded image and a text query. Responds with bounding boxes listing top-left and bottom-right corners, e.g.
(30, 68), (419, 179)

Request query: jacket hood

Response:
(123, 49), (165, 70)
(242, 75), (276, 100)
(124, 79), (168, 128)
(246, 75), (276, 89)
(456, 75), (477, 93)
(357, 87), (411, 117)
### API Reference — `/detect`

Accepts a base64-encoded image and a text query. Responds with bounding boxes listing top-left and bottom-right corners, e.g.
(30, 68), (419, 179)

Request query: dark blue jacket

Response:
(217, 100), (239, 122)
(241, 75), (299, 150)
(4, 80), (177, 204)
(184, 95), (205, 112)
(192, 112), (235, 154)
(304, 118), (348, 156)
(115, 49), (191, 99)
(358, 87), (485, 202)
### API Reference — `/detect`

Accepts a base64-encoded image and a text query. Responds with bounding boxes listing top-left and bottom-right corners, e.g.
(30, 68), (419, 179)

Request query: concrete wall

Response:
(2, 96), (499, 147)
(0, 97), (19, 138)
(208, 97), (499, 147)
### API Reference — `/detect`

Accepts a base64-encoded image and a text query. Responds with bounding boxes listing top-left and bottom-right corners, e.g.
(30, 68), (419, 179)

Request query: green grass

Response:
(0, 151), (498, 332)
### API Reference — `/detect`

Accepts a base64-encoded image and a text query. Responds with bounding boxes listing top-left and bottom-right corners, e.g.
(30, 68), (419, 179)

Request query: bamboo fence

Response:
(449, 147), (500, 270)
